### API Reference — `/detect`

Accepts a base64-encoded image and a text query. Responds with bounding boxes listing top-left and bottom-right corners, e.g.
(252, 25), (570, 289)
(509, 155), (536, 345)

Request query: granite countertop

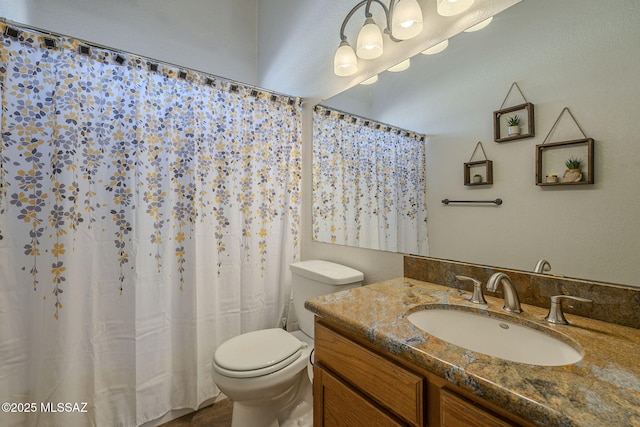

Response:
(305, 278), (640, 427)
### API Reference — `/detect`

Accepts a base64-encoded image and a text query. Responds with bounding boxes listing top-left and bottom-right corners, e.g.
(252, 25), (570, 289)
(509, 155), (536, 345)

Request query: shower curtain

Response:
(313, 106), (428, 255)
(0, 24), (301, 426)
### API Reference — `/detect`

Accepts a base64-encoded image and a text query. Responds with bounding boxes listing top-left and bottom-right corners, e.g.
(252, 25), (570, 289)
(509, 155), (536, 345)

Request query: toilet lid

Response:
(214, 328), (303, 378)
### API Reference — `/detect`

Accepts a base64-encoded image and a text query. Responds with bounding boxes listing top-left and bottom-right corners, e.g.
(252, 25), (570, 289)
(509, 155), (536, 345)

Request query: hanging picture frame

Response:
(535, 107), (595, 186)
(464, 141), (493, 186)
(493, 82), (535, 142)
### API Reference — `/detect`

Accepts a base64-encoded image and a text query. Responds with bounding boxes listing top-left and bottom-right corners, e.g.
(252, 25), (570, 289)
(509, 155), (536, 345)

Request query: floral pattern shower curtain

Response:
(313, 106), (428, 255)
(0, 25), (300, 426)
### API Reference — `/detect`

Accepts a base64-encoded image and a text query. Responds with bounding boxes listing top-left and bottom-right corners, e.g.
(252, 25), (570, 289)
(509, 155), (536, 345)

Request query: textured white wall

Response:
(0, 0), (258, 85)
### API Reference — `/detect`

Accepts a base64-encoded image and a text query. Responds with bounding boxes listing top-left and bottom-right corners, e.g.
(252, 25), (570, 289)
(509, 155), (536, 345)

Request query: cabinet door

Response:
(440, 389), (517, 427)
(314, 322), (424, 426)
(314, 364), (405, 427)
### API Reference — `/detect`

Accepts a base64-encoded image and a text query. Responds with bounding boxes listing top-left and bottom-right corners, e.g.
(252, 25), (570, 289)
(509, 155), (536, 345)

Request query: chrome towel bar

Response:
(441, 198), (502, 205)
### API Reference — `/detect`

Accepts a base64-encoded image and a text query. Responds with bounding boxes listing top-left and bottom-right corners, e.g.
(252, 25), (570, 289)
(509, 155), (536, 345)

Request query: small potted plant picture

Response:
(563, 156), (583, 183)
(507, 114), (521, 136)
(473, 174), (482, 184)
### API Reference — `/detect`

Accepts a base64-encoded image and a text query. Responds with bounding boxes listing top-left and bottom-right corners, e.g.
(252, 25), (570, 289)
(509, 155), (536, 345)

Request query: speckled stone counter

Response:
(305, 278), (640, 427)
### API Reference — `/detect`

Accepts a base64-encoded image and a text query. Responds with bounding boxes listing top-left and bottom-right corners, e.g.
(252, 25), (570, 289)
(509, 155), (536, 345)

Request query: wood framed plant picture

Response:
(464, 142), (493, 186)
(535, 138), (594, 186)
(493, 102), (535, 142)
(464, 160), (493, 186)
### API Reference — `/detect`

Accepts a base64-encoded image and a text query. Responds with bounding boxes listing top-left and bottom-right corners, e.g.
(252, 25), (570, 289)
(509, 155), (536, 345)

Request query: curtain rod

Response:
(314, 104), (426, 141)
(0, 17), (299, 104)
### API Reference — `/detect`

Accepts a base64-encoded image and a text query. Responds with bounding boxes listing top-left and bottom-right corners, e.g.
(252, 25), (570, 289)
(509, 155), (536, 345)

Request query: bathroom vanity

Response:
(313, 319), (527, 426)
(306, 278), (640, 426)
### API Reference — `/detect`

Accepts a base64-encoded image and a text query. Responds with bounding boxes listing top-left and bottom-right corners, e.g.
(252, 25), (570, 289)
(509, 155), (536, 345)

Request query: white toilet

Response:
(212, 260), (364, 427)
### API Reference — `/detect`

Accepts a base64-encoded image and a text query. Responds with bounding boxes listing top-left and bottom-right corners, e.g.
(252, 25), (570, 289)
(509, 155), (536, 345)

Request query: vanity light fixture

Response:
(392, 0), (424, 39)
(421, 39), (449, 55)
(334, 41), (359, 76)
(334, 0), (424, 76)
(357, 16), (384, 59)
(464, 16), (493, 32)
(360, 75), (379, 85)
(387, 58), (410, 72)
(437, 0), (474, 17)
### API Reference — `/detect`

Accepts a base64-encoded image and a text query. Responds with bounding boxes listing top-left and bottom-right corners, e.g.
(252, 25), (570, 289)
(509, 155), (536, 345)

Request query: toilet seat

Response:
(214, 328), (304, 378)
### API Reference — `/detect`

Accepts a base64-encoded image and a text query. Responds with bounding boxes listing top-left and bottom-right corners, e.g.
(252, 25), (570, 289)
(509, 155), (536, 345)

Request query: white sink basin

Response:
(407, 307), (583, 366)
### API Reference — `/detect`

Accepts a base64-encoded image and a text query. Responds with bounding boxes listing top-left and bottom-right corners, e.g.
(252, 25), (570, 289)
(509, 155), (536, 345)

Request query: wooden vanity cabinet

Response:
(313, 319), (532, 427)
(314, 366), (405, 427)
(439, 389), (515, 427)
(313, 321), (424, 426)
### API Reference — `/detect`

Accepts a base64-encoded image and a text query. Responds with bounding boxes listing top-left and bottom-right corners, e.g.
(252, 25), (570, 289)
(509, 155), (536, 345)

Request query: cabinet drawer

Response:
(314, 365), (404, 427)
(314, 322), (424, 426)
(441, 388), (517, 427)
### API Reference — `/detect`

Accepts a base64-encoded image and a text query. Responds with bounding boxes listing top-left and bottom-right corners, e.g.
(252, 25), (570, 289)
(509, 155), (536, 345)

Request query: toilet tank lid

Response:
(290, 260), (364, 285)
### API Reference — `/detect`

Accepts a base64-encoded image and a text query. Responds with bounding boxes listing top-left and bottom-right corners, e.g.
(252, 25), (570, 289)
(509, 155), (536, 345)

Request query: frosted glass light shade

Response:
(388, 58), (410, 72)
(356, 18), (384, 59)
(360, 75), (378, 85)
(437, 0), (474, 17)
(334, 41), (358, 76)
(464, 16), (493, 32)
(421, 39), (449, 55)
(391, 0), (423, 40)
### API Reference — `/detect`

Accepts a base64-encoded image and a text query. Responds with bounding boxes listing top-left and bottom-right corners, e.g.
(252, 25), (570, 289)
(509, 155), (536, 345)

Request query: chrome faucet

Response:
(486, 273), (522, 313)
(455, 275), (487, 304)
(545, 295), (592, 325)
(534, 259), (551, 274)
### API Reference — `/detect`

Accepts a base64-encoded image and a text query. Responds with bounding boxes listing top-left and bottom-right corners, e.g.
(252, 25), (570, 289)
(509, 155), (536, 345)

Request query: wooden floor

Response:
(159, 398), (233, 427)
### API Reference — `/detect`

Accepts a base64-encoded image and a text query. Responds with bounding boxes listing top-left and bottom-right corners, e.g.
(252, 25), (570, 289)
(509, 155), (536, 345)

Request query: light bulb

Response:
(464, 16), (493, 32)
(421, 39), (449, 55)
(388, 58), (410, 72)
(334, 41), (358, 76)
(356, 17), (384, 59)
(360, 75), (378, 85)
(437, 0), (474, 17)
(392, 0), (423, 40)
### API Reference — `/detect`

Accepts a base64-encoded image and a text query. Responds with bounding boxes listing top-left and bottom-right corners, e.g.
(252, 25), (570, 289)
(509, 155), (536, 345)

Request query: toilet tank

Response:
(290, 260), (364, 338)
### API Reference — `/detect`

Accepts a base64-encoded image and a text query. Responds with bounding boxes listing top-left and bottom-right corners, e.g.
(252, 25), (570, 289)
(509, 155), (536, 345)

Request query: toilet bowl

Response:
(212, 260), (363, 427)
